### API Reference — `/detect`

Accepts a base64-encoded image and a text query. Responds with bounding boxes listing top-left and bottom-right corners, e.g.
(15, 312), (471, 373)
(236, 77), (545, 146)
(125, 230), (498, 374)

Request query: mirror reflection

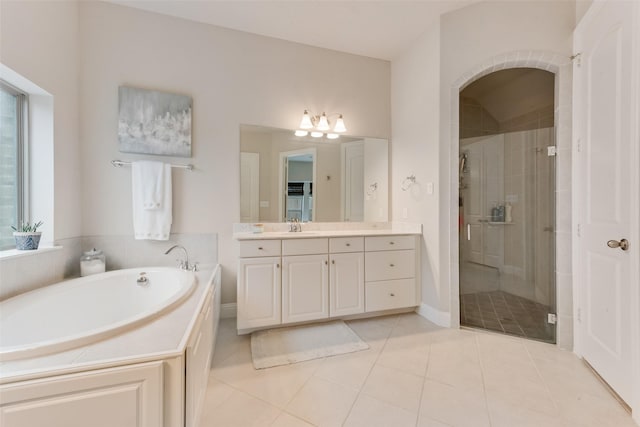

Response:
(240, 125), (388, 223)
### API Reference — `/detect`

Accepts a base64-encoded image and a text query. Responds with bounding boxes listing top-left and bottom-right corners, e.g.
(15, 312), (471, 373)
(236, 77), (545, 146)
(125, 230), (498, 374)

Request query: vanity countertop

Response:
(234, 228), (421, 240)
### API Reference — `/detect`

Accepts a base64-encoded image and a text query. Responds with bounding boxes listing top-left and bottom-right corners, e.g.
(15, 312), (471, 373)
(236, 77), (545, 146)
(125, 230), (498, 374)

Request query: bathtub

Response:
(0, 267), (195, 362)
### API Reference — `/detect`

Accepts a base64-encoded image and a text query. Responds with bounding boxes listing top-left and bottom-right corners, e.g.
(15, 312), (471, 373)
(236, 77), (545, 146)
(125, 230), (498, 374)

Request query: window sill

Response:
(0, 245), (62, 261)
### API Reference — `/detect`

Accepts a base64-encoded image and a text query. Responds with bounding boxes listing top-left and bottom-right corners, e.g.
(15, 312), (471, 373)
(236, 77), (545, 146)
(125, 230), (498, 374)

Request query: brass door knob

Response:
(607, 239), (629, 251)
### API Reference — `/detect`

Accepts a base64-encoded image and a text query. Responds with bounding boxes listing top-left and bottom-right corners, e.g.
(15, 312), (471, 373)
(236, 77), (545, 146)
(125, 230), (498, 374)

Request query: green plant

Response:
(11, 221), (44, 233)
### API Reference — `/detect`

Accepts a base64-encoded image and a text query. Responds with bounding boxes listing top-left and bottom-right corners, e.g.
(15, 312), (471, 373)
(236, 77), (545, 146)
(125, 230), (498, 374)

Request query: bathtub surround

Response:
(0, 266), (220, 427)
(0, 233), (217, 301)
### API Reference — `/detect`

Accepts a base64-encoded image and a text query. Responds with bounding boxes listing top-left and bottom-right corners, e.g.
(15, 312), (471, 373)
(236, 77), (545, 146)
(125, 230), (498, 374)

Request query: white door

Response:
(575, 0), (637, 404)
(237, 257), (281, 330)
(240, 152), (260, 223)
(330, 252), (365, 317)
(282, 254), (329, 323)
(462, 135), (504, 268)
(343, 142), (364, 221)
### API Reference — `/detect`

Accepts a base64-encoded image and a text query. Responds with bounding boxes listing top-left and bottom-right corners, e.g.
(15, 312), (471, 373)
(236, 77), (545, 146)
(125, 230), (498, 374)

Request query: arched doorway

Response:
(457, 68), (556, 342)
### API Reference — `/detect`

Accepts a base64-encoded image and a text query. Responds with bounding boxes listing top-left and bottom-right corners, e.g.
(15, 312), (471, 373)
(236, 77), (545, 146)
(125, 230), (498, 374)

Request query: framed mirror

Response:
(240, 125), (388, 223)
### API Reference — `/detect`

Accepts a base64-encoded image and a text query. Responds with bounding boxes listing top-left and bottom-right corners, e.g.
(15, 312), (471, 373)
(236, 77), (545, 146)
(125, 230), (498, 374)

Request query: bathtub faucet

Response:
(164, 245), (198, 272)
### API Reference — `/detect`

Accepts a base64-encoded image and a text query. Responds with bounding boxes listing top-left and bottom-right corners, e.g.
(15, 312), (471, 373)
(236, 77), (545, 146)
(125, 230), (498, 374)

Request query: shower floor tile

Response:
(460, 290), (554, 343)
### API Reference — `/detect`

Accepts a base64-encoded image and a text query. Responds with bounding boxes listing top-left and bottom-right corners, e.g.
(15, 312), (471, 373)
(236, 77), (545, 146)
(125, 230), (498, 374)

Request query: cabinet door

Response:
(0, 361), (163, 427)
(282, 254), (329, 323)
(238, 257), (281, 329)
(330, 252), (365, 317)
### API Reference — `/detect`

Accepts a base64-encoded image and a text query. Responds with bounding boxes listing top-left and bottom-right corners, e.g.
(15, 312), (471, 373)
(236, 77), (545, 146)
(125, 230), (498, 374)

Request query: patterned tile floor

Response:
(460, 290), (554, 342)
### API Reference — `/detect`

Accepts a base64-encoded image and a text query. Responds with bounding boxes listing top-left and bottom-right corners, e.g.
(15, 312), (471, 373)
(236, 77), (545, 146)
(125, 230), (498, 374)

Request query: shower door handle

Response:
(607, 239), (629, 251)
(467, 223), (471, 241)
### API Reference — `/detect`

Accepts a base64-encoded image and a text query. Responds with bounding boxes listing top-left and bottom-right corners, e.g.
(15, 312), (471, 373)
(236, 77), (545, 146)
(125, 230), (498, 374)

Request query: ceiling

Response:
(462, 68), (555, 123)
(104, 0), (474, 60)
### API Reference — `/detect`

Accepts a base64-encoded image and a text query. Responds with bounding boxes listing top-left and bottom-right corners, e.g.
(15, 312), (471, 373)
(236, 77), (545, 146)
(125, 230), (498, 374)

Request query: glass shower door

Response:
(459, 128), (556, 343)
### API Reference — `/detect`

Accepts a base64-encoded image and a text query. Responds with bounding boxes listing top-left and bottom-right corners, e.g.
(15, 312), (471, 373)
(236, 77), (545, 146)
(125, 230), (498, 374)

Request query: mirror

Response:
(240, 125), (388, 223)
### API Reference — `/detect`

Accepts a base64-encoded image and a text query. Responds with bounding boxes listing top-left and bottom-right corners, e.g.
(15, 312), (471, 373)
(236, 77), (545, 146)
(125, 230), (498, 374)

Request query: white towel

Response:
(132, 161), (172, 240)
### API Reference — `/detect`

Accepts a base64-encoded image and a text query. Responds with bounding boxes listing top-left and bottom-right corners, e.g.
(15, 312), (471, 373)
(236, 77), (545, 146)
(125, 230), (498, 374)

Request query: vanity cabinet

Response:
(237, 234), (418, 333)
(281, 238), (329, 323)
(329, 236), (365, 317)
(282, 254), (329, 323)
(238, 257), (281, 330)
(364, 236), (418, 312)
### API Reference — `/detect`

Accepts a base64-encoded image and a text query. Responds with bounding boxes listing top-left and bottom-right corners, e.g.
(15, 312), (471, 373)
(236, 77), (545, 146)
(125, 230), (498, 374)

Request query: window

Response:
(0, 81), (27, 250)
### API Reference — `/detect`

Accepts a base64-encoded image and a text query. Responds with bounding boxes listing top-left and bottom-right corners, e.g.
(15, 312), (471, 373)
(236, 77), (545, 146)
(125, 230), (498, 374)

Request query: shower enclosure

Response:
(459, 128), (556, 342)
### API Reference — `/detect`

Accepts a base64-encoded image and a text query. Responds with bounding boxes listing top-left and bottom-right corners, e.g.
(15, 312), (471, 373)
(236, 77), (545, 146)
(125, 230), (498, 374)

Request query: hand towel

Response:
(132, 161), (172, 240)
(132, 160), (165, 210)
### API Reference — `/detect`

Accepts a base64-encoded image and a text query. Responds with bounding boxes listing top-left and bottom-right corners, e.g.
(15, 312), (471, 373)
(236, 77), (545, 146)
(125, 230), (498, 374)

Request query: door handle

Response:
(607, 239), (629, 251)
(467, 223), (471, 241)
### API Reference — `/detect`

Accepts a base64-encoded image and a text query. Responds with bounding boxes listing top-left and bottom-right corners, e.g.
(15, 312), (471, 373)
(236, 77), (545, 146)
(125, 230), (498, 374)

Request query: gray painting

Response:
(118, 86), (192, 157)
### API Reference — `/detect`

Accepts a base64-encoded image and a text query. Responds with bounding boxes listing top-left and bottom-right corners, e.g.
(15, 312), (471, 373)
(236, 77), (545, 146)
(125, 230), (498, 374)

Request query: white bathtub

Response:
(0, 267), (195, 362)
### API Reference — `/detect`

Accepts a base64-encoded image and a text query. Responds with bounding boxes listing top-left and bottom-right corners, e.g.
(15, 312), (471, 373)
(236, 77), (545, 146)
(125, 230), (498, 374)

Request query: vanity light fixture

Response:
(296, 110), (347, 139)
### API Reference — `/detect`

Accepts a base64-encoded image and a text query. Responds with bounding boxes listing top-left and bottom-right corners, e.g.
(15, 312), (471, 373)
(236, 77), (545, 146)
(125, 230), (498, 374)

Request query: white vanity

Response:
(234, 225), (421, 334)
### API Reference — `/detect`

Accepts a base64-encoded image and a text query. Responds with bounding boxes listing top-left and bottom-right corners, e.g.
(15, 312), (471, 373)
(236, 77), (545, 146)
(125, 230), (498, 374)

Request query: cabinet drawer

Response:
(330, 237), (364, 253)
(365, 250), (415, 281)
(365, 235), (416, 251)
(282, 238), (328, 255)
(239, 240), (281, 257)
(365, 279), (416, 312)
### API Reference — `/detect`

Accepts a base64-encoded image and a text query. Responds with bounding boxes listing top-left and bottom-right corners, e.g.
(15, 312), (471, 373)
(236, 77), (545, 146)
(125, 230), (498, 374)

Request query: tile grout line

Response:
(414, 335), (433, 427)
(340, 315), (400, 427)
(522, 339), (563, 418)
(473, 331), (495, 427)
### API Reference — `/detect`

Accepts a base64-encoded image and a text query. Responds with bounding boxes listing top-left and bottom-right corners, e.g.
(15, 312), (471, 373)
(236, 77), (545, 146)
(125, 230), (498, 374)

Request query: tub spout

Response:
(164, 245), (198, 272)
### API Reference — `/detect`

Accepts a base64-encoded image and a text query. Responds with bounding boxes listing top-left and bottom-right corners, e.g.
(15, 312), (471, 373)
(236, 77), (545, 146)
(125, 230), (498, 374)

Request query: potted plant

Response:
(11, 221), (44, 250)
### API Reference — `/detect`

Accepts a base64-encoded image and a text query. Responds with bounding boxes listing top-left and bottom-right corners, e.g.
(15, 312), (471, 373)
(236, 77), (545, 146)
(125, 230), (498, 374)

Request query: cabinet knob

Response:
(332, 260), (335, 264)
(390, 263), (395, 267)
(258, 247), (263, 250)
(390, 241), (395, 245)
(325, 260), (328, 265)
(276, 263), (280, 268)
(346, 243), (351, 246)
(390, 293), (395, 297)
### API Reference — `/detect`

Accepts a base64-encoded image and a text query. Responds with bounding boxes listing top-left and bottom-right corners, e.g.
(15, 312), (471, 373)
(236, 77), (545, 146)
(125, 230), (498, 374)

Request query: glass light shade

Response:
(333, 115), (347, 133)
(310, 131), (323, 138)
(299, 110), (313, 129)
(316, 113), (330, 131)
(294, 129), (308, 137)
(326, 133), (339, 139)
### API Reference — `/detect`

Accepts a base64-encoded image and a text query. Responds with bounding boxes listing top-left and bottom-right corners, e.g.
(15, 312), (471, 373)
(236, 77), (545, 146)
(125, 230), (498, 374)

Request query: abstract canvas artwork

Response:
(118, 86), (192, 157)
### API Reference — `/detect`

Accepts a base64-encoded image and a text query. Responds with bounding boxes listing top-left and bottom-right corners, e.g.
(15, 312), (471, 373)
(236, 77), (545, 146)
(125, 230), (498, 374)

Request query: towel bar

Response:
(111, 160), (194, 171)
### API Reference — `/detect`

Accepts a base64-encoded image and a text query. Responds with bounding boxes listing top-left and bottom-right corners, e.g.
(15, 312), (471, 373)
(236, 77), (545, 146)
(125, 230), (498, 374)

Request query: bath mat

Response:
(251, 320), (369, 369)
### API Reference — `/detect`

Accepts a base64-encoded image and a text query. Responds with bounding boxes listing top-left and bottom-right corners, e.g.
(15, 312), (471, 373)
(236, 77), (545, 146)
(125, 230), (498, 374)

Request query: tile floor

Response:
(461, 290), (554, 342)
(200, 313), (636, 427)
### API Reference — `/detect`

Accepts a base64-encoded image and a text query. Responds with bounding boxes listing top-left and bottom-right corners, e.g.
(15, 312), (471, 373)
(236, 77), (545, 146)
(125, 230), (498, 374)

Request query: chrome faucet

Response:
(288, 218), (302, 232)
(164, 245), (198, 271)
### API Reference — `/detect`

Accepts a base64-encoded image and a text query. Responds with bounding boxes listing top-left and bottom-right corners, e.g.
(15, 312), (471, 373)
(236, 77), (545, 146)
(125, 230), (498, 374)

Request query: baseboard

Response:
(221, 303), (237, 319)
(416, 303), (451, 327)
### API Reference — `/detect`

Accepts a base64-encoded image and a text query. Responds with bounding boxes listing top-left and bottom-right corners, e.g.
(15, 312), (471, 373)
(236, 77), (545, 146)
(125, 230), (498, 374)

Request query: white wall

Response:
(78, 1), (390, 303)
(391, 21), (442, 310)
(0, 1), (82, 241)
(392, 1), (575, 318)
